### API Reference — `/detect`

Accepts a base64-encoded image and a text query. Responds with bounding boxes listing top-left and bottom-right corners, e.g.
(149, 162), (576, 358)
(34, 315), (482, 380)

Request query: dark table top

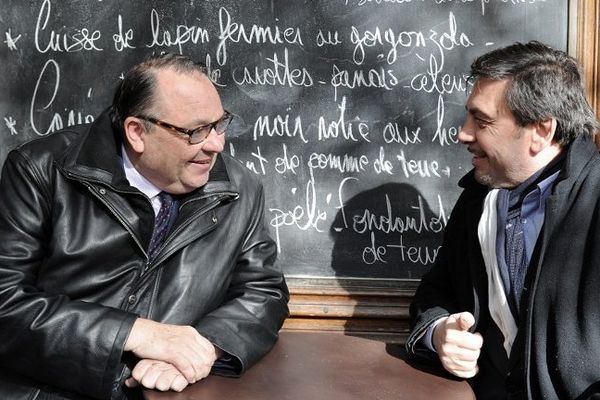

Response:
(144, 331), (475, 400)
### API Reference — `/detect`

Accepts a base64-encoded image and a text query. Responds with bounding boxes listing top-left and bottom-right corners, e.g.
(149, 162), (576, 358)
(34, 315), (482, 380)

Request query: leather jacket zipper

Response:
(143, 191), (238, 273)
(62, 168), (239, 275)
(76, 178), (149, 257)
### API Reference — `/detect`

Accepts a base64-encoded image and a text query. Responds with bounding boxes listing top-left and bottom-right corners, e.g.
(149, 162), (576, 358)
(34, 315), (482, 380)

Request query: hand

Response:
(124, 318), (218, 383)
(432, 312), (483, 378)
(125, 359), (188, 392)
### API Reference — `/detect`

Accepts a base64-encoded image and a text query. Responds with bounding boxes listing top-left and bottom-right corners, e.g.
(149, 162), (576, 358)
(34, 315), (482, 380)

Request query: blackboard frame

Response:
(285, 0), (600, 341)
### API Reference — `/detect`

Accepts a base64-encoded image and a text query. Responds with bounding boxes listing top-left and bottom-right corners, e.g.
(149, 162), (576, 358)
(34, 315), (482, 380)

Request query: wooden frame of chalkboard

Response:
(574, 0), (600, 124)
(0, 0), (598, 341)
(284, 0), (600, 341)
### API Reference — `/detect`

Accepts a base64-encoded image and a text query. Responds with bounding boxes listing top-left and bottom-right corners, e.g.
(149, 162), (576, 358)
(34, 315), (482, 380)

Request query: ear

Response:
(530, 118), (557, 154)
(123, 116), (147, 154)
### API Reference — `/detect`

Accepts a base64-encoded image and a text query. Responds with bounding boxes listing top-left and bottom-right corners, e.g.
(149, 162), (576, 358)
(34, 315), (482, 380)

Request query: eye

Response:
(475, 117), (489, 129)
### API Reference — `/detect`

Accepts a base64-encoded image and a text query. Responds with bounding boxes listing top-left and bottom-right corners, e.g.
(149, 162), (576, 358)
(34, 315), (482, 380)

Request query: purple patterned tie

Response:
(148, 192), (178, 261)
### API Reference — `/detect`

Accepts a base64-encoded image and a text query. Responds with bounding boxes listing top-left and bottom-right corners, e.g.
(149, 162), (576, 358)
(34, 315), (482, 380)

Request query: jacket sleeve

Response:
(0, 150), (137, 399)
(195, 181), (289, 375)
(405, 189), (478, 364)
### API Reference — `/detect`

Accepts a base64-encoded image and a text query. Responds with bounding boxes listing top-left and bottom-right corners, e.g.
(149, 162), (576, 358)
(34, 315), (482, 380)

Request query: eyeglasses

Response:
(135, 111), (233, 144)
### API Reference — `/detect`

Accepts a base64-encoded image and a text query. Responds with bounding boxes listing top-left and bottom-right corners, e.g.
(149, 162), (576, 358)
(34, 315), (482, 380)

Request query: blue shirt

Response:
(495, 168), (560, 316)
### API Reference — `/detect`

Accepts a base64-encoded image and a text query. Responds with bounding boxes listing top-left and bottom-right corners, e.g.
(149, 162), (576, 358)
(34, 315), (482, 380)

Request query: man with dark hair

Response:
(0, 53), (289, 399)
(406, 41), (600, 399)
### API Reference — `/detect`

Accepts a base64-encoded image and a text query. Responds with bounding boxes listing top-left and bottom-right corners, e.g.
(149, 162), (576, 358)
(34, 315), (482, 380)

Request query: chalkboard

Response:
(0, 0), (568, 280)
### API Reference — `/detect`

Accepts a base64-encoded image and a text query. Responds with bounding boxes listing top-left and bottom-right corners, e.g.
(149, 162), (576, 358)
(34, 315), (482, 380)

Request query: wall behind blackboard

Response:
(0, 0), (568, 280)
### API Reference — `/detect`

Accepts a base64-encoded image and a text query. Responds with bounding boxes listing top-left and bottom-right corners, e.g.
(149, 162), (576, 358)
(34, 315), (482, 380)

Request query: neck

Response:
(533, 142), (563, 172)
(514, 143), (563, 188)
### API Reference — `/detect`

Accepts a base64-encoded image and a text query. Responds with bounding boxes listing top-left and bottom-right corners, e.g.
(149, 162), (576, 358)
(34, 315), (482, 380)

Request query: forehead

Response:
(152, 68), (223, 121)
(466, 78), (511, 118)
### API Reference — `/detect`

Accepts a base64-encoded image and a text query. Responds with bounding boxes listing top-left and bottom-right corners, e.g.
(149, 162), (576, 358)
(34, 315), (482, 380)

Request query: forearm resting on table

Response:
(124, 318), (222, 389)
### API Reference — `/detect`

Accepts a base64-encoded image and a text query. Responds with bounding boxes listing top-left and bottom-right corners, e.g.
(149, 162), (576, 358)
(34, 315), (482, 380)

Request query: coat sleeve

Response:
(405, 188), (481, 364)
(195, 180), (289, 375)
(0, 150), (137, 399)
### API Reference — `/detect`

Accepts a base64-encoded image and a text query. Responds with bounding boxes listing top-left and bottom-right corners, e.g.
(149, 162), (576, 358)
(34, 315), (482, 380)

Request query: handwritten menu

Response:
(0, 0), (567, 279)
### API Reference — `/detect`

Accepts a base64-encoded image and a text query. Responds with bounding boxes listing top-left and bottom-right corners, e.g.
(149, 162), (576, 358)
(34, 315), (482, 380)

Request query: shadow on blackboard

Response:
(329, 182), (442, 279)
(329, 182), (443, 343)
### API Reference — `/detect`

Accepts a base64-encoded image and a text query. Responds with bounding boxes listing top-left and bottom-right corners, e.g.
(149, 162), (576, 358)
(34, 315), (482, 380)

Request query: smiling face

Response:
(124, 68), (226, 194)
(458, 78), (537, 189)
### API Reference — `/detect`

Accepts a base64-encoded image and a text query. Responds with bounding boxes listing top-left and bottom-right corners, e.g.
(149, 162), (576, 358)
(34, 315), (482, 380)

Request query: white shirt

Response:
(121, 145), (162, 216)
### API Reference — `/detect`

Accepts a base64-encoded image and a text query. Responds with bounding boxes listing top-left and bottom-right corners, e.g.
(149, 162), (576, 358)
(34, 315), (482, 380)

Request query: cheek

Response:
(152, 148), (175, 169)
(155, 141), (188, 166)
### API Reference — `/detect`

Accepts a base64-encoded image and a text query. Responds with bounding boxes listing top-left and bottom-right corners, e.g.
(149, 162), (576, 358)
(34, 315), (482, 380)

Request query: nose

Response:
(458, 116), (475, 144)
(201, 127), (225, 153)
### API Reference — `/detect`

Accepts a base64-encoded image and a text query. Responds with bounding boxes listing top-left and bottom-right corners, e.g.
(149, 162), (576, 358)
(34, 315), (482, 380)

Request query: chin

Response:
(188, 175), (210, 190)
(167, 178), (208, 194)
(474, 171), (494, 187)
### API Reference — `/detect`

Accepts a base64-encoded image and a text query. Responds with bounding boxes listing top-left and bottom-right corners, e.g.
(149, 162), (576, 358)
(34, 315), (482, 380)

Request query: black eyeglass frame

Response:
(134, 111), (233, 144)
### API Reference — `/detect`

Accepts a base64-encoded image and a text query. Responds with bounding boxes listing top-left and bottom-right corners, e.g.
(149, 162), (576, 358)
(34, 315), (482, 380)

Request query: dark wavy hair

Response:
(111, 53), (208, 134)
(468, 41), (599, 145)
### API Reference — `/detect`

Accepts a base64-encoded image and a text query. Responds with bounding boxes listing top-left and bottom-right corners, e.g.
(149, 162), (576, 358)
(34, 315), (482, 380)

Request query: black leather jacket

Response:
(0, 110), (289, 399)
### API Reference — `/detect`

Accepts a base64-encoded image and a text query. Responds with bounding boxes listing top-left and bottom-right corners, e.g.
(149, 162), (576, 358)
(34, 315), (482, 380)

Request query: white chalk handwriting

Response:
(382, 124), (422, 145)
(275, 143), (301, 175)
(318, 97), (370, 142)
(146, 9), (209, 54)
(350, 25), (425, 65)
(253, 113), (307, 143)
(4, 117), (18, 135)
(4, 29), (21, 51)
(113, 14), (135, 51)
(330, 64), (398, 102)
(352, 193), (447, 235)
(232, 48), (314, 87)
(269, 175), (328, 253)
(316, 29), (342, 47)
(1, 0), (562, 273)
(308, 151), (369, 174)
(29, 59), (94, 136)
(432, 94), (461, 146)
(217, 6), (304, 65)
(35, 0), (103, 53)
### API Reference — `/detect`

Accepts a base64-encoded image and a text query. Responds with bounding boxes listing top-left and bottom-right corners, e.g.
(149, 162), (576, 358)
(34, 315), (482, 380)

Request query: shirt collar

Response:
(519, 170), (560, 215)
(121, 144), (161, 200)
(507, 151), (566, 211)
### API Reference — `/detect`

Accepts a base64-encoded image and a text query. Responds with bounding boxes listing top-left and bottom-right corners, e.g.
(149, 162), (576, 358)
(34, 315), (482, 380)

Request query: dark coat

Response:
(0, 110), (289, 399)
(406, 135), (600, 400)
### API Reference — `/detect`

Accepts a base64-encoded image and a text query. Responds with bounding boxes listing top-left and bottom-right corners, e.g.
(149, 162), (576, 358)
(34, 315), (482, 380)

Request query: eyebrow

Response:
(188, 112), (228, 127)
(187, 119), (212, 128)
(465, 105), (494, 122)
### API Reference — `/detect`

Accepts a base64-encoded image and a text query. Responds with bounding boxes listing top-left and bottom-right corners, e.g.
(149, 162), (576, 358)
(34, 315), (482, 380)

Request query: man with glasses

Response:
(0, 53), (289, 399)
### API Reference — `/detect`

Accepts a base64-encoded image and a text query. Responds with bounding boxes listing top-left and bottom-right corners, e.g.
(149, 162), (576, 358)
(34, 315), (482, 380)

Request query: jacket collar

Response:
(58, 108), (127, 188)
(552, 134), (598, 195)
(57, 108), (236, 197)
